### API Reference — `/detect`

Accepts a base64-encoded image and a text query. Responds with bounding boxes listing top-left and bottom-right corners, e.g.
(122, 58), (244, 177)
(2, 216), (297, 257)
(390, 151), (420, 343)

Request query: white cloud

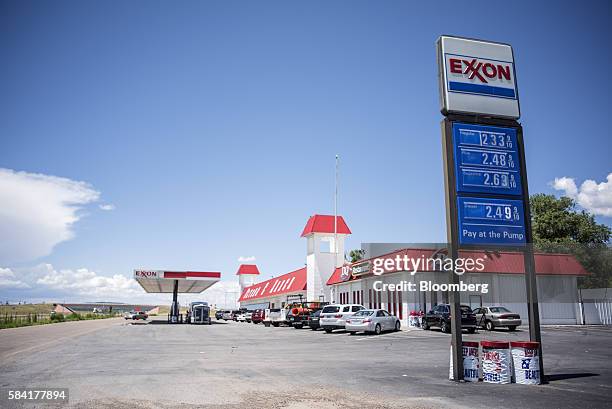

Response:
(0, 267), (30, 289)
(552, 177), (578, 197)
(99, 204), (116, 211)
(552, 173), (612, 217)
(34, 264), (142, 299)
(1, 263), (240, 307)
(0, 168), (100, 264)
(238, 256), (256, 262)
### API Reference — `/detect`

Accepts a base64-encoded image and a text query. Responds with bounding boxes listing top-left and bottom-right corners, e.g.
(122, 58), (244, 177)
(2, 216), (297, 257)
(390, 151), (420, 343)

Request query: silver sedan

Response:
(345, 309), (401, 335)
(473, 306), (521, 331)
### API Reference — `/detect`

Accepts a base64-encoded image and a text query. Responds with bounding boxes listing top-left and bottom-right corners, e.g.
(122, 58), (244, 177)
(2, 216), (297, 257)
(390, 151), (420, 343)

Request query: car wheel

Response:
(348, 331), (356, 335)
(294, 324), (303, 329)
(394, 321), (401, 331)
(508, 325), (517, 331)
(272, 322), (279, 327)
(441, 320), (450, 333)
(374, 324), (381, 335)
(311, 326), (318, 331)
(485, 320), (494, 331)
(422, 321), (430, 330)
(325, 328), (332, 333)
(264, 322), (270, 327)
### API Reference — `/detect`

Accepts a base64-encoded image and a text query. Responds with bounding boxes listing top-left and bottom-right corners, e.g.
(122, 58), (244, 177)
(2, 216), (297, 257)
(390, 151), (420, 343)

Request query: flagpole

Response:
(334, 154), (338, 265)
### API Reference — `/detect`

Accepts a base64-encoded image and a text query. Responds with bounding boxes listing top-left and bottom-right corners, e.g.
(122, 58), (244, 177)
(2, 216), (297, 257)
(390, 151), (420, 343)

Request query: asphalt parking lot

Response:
(1, 318), (610, 408)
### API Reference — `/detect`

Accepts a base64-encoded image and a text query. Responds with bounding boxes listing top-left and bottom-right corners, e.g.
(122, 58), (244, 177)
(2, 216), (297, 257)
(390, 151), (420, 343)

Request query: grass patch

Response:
(0, 311), (116, 330)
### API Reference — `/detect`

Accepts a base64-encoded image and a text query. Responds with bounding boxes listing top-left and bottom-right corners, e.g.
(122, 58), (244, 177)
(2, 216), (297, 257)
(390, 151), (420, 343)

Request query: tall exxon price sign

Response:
(437, 35), (543, 383)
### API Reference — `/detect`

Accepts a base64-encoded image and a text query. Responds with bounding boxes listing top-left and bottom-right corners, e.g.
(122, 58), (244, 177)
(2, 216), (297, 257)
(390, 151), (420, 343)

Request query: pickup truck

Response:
(263, 308), (287, 327)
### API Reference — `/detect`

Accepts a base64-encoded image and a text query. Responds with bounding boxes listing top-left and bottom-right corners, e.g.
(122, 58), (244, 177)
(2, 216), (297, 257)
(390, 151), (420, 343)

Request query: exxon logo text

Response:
(448, 58), (512, 84)
(136, 270), (158, 278)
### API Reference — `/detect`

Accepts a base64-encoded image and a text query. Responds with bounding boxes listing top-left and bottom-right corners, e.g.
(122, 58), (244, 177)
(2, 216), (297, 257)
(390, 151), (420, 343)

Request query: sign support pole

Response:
(516, 130), (545, 380)
(442, 118), (463, 381)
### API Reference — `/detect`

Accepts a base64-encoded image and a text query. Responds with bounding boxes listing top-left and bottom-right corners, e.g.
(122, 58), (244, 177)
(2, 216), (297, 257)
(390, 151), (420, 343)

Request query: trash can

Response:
(408, 311), (423, 328)
(481, 341), (511, 384)
(449, 341), (480, 382)
(511, 341), (541, 385)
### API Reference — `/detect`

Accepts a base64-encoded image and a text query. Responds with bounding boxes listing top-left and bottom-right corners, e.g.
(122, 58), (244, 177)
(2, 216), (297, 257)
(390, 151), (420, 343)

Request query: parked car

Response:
(215, 310), (224, 320)
(222, 310), (233, 321)
(231, 310), (242, 321)
(473, 306), (521, 331)
(251, 309), (265, 324)
(422, 304), (476, 333)
(319, 304), (365, 333)
(236, 312), (247, 322)
(245, 311), (253, 323)
(309, 310), (321, 330)
(124, 311), (148, 320)
(345, 309), (400, 335)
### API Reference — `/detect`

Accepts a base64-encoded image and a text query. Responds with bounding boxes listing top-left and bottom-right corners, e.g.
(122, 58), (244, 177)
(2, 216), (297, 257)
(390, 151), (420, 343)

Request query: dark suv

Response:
(422, 304), (477, 333)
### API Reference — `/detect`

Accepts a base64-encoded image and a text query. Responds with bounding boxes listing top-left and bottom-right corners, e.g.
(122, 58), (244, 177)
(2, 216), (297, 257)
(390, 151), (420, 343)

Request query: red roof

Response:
(301, 214), (351, 237)
(238, 267), (307, 302)
(236, 264), (260, 276)
(326, 248), (589, 285)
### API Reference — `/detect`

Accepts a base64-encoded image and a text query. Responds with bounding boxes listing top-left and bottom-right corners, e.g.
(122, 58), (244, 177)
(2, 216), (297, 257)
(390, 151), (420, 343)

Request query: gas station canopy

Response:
(134, 270), (221, 293)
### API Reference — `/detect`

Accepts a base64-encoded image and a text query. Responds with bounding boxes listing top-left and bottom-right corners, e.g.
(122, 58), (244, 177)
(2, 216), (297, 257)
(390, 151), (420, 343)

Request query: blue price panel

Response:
(453, 123), (522, 196)
(457, 196), (526, 246)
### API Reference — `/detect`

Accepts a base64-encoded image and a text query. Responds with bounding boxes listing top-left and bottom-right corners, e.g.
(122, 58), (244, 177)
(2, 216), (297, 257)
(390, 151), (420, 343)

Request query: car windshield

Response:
(489, 307), (511, 313)
(460, 306), (473, 313)
(322, 306), (340, 313)
(353, 310), (374, 317)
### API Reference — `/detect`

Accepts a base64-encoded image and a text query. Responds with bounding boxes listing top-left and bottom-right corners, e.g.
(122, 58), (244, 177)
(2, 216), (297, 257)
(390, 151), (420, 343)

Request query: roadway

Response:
(0, 318), (610, 408)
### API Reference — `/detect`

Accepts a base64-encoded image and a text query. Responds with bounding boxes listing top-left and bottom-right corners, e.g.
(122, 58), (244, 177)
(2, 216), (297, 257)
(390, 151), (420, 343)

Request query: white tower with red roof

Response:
(301, 214), (351, 303)
(236, 264), (260, 295)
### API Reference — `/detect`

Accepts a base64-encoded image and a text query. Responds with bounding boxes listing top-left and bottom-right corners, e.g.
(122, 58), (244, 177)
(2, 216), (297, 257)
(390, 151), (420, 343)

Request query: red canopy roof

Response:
(327, 248), (589, 285)
(301, 214), (351, 237)
(236, 264), (261, 275)
(238, 267), (307, 302)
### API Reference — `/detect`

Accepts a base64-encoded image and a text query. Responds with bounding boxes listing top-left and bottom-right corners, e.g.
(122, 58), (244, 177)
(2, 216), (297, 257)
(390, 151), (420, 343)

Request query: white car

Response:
(319, 304), (365, 333)
(245, 312), (253, 323)
(236, 312), (247, 322)
(345, 309), (400, 335)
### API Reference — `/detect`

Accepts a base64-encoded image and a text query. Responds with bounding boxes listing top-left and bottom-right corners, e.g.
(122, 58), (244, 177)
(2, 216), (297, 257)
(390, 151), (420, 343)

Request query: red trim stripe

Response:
(164, 271), (221, 279)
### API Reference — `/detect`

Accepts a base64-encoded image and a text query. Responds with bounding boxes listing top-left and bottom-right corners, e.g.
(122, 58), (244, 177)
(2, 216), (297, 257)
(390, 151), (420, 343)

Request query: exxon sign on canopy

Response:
(437, 36), (520, 119)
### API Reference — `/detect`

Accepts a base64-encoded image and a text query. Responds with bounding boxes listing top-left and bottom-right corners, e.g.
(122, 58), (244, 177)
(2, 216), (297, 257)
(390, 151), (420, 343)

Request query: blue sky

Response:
(1, 1), (611, 303)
